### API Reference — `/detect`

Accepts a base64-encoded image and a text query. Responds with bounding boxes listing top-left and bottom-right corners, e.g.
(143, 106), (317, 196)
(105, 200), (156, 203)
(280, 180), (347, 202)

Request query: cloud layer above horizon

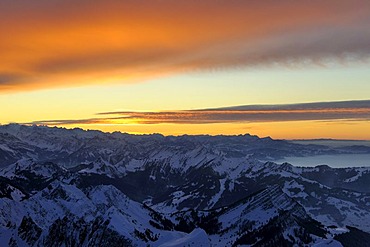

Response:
(1, 0), (370, 92)
(27, 100), (370, 126)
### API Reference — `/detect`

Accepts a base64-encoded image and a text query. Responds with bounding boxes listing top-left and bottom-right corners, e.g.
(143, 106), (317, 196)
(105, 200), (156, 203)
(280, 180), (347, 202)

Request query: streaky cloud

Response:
(26, 100), (370, 126)
(198, 100), (370, 111)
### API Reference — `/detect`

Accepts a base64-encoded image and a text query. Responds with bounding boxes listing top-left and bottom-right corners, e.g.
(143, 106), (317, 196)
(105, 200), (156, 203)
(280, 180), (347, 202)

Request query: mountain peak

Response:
(1, 124), (370, 246)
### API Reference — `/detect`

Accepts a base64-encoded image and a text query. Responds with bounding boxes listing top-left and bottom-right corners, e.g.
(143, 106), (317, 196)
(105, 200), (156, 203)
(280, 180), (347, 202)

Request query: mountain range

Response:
(0, 124), (369, 246)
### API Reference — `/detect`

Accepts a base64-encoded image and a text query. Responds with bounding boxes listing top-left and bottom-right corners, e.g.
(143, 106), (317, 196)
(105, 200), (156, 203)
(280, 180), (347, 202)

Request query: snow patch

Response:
(158, 228), (210, 247)
(208, 178), (226, 208)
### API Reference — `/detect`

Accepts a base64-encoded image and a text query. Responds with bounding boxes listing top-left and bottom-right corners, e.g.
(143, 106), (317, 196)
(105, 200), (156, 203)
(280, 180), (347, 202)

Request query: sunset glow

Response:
(1, 0), (370, 139)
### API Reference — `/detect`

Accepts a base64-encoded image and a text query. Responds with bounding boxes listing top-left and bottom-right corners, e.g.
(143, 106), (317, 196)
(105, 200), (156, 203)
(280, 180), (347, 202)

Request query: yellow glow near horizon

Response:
(2, 69), (370, 140)
(49, 120), (370, 140)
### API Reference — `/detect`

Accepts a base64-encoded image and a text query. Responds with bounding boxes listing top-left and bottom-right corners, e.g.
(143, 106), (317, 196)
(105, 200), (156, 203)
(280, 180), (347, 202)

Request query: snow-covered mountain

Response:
(2, 123), (369, 169)
(0, 124), (369, 246)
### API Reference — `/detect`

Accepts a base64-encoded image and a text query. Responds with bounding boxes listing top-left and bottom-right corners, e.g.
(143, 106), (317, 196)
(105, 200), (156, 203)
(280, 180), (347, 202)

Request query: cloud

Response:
(1, 0), (370, 92)
(0, 74), (24, 86)
(27, 100), (370, 126)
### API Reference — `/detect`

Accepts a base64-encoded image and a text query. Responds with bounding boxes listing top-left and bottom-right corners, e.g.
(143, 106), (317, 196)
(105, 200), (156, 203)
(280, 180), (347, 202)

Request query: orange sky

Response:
(1, 0), (369, 92)
(1, 0), (370, 139)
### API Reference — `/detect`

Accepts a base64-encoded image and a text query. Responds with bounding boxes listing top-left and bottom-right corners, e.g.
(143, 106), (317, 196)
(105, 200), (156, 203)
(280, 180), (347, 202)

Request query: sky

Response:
(1, 0), (370, 139)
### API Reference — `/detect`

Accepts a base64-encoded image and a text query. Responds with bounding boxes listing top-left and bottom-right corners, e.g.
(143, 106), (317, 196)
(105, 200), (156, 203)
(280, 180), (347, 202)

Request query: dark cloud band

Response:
(27, 100), (370, 126)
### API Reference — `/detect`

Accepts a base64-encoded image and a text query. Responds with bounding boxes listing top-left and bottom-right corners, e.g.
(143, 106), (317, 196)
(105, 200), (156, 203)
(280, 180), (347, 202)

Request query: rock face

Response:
(0, 124), (369, 246)
(18, 216), (42, 246)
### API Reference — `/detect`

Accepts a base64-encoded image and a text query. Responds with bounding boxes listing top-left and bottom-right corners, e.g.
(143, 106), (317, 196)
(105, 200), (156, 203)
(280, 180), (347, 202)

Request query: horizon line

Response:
(2, 123), (370, 142)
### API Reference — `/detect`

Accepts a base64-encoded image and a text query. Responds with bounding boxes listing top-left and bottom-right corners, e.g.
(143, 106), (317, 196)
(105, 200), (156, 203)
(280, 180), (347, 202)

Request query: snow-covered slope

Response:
(0, 124), (370, 246)
(0, 174), (205, 246)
